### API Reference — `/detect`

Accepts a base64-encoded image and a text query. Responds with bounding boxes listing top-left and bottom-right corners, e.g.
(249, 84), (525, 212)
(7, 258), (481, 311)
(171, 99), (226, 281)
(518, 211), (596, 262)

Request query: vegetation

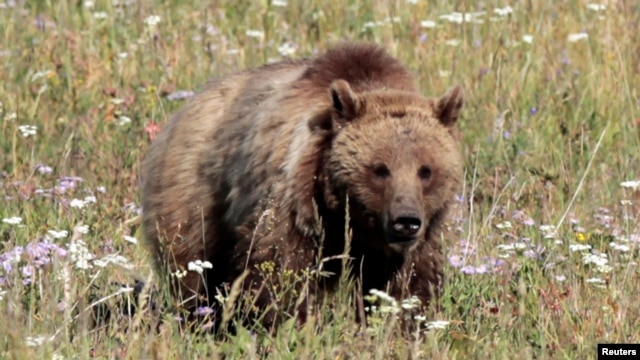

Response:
(1, 0), (639, 358)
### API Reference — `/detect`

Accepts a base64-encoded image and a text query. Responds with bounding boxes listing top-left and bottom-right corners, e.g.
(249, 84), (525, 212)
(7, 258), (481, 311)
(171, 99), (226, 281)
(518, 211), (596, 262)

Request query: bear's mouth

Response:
(385, 233), (418, 252)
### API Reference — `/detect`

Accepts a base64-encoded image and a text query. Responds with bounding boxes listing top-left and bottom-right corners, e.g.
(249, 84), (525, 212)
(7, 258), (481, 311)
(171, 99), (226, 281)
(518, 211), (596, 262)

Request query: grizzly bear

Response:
(141, 42), (464, 331)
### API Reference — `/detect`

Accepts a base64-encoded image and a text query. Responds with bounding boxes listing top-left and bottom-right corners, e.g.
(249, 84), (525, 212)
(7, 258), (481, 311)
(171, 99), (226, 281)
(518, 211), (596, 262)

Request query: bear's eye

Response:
(418, 166), (432, 180)
(372, 164), (391, 179)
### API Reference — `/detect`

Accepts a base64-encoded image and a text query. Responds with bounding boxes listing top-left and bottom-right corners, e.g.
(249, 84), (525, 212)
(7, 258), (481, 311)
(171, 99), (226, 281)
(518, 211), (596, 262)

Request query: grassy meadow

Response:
(1, 0), (640, 358)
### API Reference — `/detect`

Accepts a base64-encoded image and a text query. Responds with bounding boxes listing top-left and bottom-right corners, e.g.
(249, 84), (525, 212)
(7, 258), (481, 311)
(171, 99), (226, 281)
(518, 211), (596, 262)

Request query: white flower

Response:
(569, 243), (592, 252)
(94, 254), (133, 270)
(277, 42), (297, 57)
(2, 216), (22, 225)
(555, 275), (567, 282)
(439, 12), (485, 24)
(245, 30), (264, 39)
(420, 20), (436, 28)
(586, 277), (605, 284)
(586, 4), (606, 11)
(414, 314), (427, 322)
(0, 290), (7, 301)
(426, 320), (450, 330)
(271, 0), (287, 6)
(609, 242), (630, 252)
(18, 125), (37, 138)
(47, 230), (68, 239)
(444, 39), (461, 47)
(620, 180), (640, 190)
(93, 11), (108, 19)
(123, 235), (138, 244)
(69, 199), (86, 209)
(24, 335), (53, 347)
(188, 260), (213, 274)
(401, 296), (421, 310)
(67, 240), (95, 269)
(75, 225), (90, 234)
(117, 115), (132, 126)
(494, 6), (513, 16)
(438, 70), (451, 78)
(172, 269), (187, 279)
(369, 289), (397, 304)
(567, 33), (588, 42)
(495, 221), (513, 229)
(522, 35), (533, 44)
(144, 15), (161, 27)
(84, 195), (97, 204)
(30, 70), (53, 82)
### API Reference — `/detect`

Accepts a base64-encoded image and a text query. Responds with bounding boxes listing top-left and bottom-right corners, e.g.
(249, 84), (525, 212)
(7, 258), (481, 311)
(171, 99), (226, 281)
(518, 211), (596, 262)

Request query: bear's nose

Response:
(391, 216), (422, 238)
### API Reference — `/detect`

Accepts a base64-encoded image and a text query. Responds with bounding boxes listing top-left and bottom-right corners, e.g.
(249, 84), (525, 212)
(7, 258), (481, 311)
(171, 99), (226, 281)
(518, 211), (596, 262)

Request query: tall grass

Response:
(1, 0), (639, 358)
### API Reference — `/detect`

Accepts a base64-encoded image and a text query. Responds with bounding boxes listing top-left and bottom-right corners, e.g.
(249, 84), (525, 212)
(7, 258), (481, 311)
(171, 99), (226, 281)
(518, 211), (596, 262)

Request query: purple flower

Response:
(55, 176), (83, 193)
(529, 107), (538, 115)
(35, 164), (53, 175)
(448, 255), (464, 267)
(194, 306), (215, 316)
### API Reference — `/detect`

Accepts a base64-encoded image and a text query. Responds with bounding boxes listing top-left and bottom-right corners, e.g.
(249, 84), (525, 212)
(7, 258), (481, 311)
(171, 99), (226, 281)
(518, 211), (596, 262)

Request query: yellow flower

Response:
(575, 232), (587, 243)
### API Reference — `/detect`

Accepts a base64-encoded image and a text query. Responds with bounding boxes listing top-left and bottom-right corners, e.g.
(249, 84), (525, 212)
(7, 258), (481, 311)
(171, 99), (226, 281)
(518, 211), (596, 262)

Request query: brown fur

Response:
(141, 42), (464, 331)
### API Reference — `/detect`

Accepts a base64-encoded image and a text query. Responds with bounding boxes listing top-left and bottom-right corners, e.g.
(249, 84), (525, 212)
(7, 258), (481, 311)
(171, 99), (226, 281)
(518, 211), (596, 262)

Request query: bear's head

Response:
(309, 79), (464, 253)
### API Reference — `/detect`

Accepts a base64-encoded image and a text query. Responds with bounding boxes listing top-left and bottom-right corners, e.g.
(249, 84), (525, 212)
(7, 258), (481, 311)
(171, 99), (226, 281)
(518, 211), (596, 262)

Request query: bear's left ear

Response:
(435, 85), (464, 127)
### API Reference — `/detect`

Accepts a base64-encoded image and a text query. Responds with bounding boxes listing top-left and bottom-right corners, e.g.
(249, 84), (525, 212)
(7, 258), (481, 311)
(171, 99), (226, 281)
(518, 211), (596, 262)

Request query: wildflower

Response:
(271, 0), (287, 6)
(414, 314), (427, 322)
(117, 115), (132, 126)
(586, 4), (606, 11)
(586, 277), (605, 284)
(401, 296), (421, 310)
(166, 90), (195, 101)
(369, 289), (397, 304)
(245, 30), (264, 39)
(494, 6), (513, 16)
(2, 216), (22, 225)
(448, 255), (464, 267)
(277, 42), (297, 57)
(0, 290), (6, 301)
(94, 254), (133, 270)
(18, 125), (37, 137)
(609, 242), (630, 252)
(620, 180), (640, 190)
(144, 121), (161, 141)
(420, 20), (436, 28)
(47, 230), (68, 239)
(30, 70), (53, 82)
(567, 33), (588, 42)
(144, 15), (161, 27)
(75, 225), (89, 234)
(172, 269), (187, 279)
(123, 235), (138, 244)
(439, 12), (485, 24)
(569, 243), (592, 252)
(35, 164), (53, 174)
(444, 39), (461, 47)
(69, 199), (86, 209)
(187, 260), (213, 274)
(194, 306), (215, 316)
(93, 11), (108, 19)
(555, 275), (567, 282)
(67, 240), (95, 269)
(426, 320), (450, 330)
(522, 35), (533, 44)
(24, 335), (53, 347)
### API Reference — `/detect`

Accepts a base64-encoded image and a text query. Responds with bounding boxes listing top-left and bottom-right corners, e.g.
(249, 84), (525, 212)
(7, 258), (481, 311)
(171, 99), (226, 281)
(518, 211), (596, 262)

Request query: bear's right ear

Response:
(308, 79), (361, 134)
(329, 79), (360, 122)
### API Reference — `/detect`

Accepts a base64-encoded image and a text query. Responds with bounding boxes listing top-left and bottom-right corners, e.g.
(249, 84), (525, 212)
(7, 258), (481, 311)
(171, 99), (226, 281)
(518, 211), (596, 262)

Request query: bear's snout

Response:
(391, 216), (422, 238)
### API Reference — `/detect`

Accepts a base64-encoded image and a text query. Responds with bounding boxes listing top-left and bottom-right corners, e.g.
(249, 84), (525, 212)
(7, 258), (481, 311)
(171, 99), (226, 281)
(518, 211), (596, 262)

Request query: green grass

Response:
(1, 0), (639, 358)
